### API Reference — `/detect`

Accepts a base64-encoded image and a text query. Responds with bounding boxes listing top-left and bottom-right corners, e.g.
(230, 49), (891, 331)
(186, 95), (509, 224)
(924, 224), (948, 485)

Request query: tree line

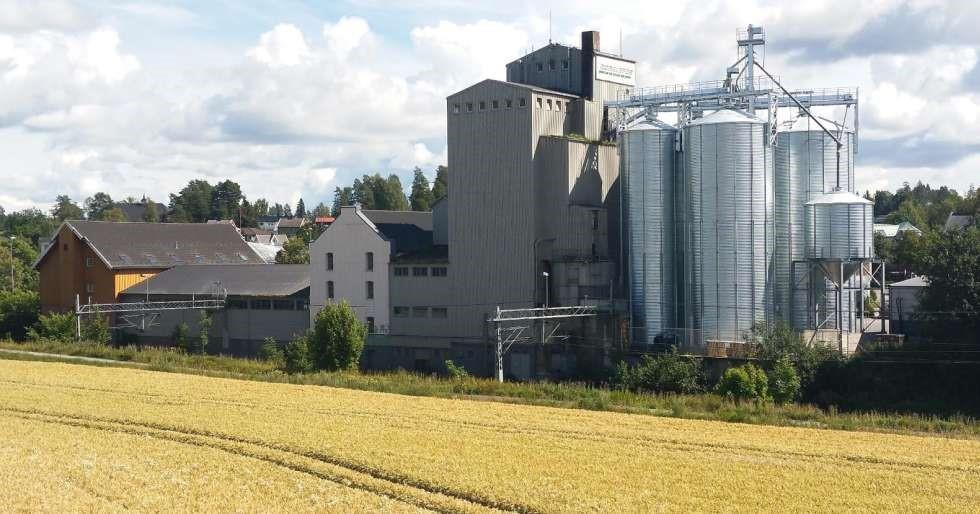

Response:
(331, 166), (447, 215)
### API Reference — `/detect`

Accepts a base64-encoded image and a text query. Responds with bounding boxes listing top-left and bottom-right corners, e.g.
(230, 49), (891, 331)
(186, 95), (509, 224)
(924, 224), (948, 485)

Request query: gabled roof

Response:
(116, 202), (166, 222)
(448, 78), (579, 100)
(120, 264), (309, 297)
(278, 217), (306, 228)
(891, 276), (928, 288)
(34, 220), (264, 270)
(945, 213), (975, 231)
(362, 210), (433, 231)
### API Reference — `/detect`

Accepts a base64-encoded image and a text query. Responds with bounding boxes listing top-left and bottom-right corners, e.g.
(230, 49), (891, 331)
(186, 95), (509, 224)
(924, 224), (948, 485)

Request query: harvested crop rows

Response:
(1, 361), (979, 513)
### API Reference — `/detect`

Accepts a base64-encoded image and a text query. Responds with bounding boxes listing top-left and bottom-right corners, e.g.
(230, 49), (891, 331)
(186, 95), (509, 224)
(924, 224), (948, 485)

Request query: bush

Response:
(747, 321), (838, 394)
(716, 363), (769, 402)
(195, 311), (212, 354)
(0, 290), (39, 341)
(613, 352), (702, 394)
(28, 311), (76, 343)
(172, 322), (190, 351)
(80, 312), (110, 345)
(259, 337), (284, 365)
(308, 301), (365, 372)
(282, 334), (311, 374)
(769, 357), (801, 404)
(445, 360), (469, 379)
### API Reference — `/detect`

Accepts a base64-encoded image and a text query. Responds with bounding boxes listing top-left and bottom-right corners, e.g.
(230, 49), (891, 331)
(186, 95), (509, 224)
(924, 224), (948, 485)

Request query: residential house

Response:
(944, 212), (976, 231)
(257, 216), (280, 232)
(33, 221), (264, 313)
(277, 217), (307, 236)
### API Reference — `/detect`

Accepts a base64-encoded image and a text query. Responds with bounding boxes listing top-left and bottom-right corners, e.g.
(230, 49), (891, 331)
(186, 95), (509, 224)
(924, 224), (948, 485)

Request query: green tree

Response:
(84, 192), (114, 220)
(283, 334), (312, 373)
(768, 357), (801, 404)
(169, 180), (214, 222)
(141, 197), (159, 222)
(196, 311), (212, 354)
(915, 227), (980, 336)
(351, 178), (375, 209)
(172, 322), (189, 350)
(312, 202), (331, 217)
(295, 198), (306, 218)
(275, 236), (309, 264)
(0, 236), (39, 292)
(746, 321), (837, 391)
(100, 207), (127, 222)
(308, 301), (366, 371)
(332, 187), (354, 216)
(0, 290), (39, 340)
(252, 198), (270, 217)
(383, 175), (410, 211)
(211, 180), (243, 220)
(715, 364), (769, 402)
(51, 195), (84, 221)
(409, 167), (434, 211)
(431, 165), (448, 200)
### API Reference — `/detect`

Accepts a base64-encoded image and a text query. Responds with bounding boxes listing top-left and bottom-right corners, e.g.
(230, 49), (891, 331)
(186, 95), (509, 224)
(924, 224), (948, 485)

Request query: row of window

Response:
(452, 97), (527, 114)
(227, 298), (309, 311)
(532, 59), (570, 72)
(326, 281), (374, 300)
(393, 266), (447, 277)
(326, 252), (374, 272)
(392, 306), (448, 319)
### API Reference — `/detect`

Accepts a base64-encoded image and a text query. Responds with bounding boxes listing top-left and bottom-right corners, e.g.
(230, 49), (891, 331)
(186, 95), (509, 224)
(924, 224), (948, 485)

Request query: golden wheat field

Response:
(1, 360), (978, 513)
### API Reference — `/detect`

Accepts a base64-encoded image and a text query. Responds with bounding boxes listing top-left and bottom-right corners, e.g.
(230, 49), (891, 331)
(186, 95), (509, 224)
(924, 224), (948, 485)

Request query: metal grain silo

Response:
(774, 117), (856, 328)
(682, 109), (773, 346)
(620, 119), (677, 343)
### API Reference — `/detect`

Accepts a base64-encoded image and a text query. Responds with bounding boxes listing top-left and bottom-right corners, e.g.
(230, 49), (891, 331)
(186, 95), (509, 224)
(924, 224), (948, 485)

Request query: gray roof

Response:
(890, 276), (928, 288)
(945, 213), (975, 231)
(278, 217), (306, 228)
(361, 210), (432, 231)
(116, 202), (166, 222)
(36, 220), (264, 269)
(120, 264), (309, 297)
(449, 79), (579, 100)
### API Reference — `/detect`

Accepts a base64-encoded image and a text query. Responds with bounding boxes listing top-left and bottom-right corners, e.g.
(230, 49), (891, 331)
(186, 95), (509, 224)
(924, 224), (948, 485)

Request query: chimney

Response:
(581, 31), (600, 100)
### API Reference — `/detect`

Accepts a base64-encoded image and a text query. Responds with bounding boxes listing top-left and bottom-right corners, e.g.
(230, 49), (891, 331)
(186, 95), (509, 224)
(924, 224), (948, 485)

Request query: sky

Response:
(1, 0), (978, 213)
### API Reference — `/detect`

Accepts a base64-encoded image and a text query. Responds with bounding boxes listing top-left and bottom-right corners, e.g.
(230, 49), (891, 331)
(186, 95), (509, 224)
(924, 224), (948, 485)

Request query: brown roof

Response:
(34, 220), (264, 270)
(277, 217), (307, 228)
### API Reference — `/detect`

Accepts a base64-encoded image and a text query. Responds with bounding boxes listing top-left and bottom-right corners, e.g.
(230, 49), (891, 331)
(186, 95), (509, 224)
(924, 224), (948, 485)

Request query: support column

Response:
(495, 307), (503, 382)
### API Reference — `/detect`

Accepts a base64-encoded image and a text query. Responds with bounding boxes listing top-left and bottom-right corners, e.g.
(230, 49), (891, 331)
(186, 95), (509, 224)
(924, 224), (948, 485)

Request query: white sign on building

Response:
(594, 55), (636, 86)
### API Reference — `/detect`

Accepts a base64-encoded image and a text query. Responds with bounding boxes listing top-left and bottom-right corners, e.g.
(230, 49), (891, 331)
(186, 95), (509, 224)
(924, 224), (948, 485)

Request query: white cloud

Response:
(322, 16), (372, 60)
(246, 23), (311, 67)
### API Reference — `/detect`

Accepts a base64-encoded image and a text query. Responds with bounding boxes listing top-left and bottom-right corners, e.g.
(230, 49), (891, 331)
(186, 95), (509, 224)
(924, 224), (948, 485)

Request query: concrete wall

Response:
(388, 260), (453, 347)
(310, 206), (391, 331)
(432, 197), (448, 246)
(505, 45), (583, 96)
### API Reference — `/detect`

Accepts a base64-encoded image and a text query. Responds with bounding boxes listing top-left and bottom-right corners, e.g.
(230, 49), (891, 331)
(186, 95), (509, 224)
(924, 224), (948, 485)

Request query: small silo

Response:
(682, 109), (773, 345)
(620, 118), (677, 343)
(774, 116), (856, 328)
(804, 189), (874, 331)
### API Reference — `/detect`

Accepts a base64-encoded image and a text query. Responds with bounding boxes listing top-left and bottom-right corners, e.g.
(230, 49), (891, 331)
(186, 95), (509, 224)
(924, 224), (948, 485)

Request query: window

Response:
(452, 103), (460, 114)
(393, 306), (409, 317)
(431, 307), (448, 318)
(394, 267), (409, 277)
(326, 252), (333, 271)
(85, 257), (95, 267)
(479, 101), (486, 110)
(251, 299), (271, 310)
(227, 299), (248, 309)
(519, 97), (527, 107)
(466, 102), (473, 112)
(536, 97), (543, 109)
(549, 59), (556, 70)
(366, 317), (376, 333)
(366, 281), (374, 299)
(412, 267), (428, 277)
(412, 307), (428, 318)
(491, 99), (499, 109)
(562, 59), (569, 70)
(431, 266), (447, 277)
(505, 98), (513, 108)
(296, 299), (309, 310)
(565, 101), (571, 111)
(546, 99), (552, 110)
(556, 101), (562, 111)
(327, 281), (334, 299)
(366, 251), (374, 271)
(85, 283), (95, 293)
(273, 299), (293, 310)
(592, 210), (599, 230)
(536, 62), (543, 72)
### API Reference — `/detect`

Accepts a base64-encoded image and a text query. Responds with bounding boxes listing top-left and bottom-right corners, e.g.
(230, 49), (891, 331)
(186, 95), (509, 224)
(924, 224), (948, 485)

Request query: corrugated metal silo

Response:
(683, 109), (773, 345)
(621, 119), (677, 342)
(774, 117), (856, 328)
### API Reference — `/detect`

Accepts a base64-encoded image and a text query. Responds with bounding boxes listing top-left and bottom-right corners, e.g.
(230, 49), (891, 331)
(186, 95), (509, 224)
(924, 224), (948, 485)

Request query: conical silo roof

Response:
(688, 109), (765, 126)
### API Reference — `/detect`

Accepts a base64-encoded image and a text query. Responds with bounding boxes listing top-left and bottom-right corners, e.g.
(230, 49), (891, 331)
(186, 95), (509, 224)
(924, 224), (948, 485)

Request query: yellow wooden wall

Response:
(113, 269), (164, 298)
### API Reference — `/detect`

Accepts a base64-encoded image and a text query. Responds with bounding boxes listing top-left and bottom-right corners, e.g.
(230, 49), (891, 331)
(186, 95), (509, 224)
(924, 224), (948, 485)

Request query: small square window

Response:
(549, 60), (556, 71)
(562, 59), (569, 69)
(546, 99), (552, 110)
(536, 62), (543, 72)
(273, 299), (293, 310)
(479, 101), (486, 110)
(394, 267), (408, 277)
(519, 98), (527, 107)
(536, 98), (542, 109)
(431, 307), (448, 318)
(85, 257), (95, 267)
(227, 299), (248, 309)
(556, 101), (562, 111)
(85, 283), (95, 293)
(251, 299), (272, 310)
(432, 267), (447, 277)
(412, 267), (428, 277)
(466, 102), (473, 112)
(565, 101), (571, 111)
(412, 307), (428, 318)
(506, 99), (513, 108)
(366, 317), (375, 333)
(452, 103), (460, 114)
(393, 306), (409, 317)
(491, 99), (499, 109)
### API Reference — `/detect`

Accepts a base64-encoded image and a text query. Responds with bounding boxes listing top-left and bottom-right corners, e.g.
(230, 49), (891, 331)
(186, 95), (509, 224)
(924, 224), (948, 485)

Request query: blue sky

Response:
(1, 0), (978, 212)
